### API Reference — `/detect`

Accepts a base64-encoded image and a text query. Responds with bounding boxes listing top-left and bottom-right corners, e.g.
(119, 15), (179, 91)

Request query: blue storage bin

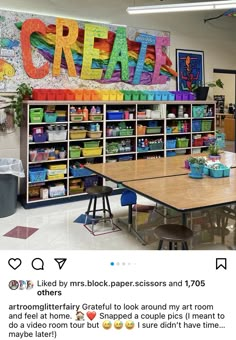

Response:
(166, 139), (176, 148)
(146, 91), (155, 100)
(70, 167), (93, 177)
(168, 92), (175, 101)
(107, 111), (123, 120)
(166, 151), (176, 157)
(161, 92), (168, 100)
(192, 120), (201, 132)
(29, 167), (47, 182)
(154, 91), (162, 100)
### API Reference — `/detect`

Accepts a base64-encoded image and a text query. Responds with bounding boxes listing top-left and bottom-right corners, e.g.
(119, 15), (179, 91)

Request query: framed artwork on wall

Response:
(176, 49), (205, 91)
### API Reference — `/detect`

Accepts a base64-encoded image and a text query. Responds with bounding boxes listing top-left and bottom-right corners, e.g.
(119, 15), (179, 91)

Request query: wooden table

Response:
(85, 155), (190, 183)
(123, 168), (236, 224)
(85, 151), (236, 183)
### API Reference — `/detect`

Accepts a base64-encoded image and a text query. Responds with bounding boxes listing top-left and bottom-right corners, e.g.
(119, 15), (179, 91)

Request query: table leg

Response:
(127, 204), (147, 245)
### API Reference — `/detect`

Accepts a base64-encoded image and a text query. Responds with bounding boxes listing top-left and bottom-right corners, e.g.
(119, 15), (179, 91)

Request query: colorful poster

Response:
(0, 9), (175, 91)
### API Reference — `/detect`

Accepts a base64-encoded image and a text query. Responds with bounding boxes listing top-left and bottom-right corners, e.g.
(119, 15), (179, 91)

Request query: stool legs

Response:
(85, 192), (114, 234)
(157, 240), (189, 250)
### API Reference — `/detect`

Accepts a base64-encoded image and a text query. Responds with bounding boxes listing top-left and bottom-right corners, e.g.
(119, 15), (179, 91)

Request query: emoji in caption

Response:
(114, 320), (123, 329)
(86, 311), (96, 321)
(125, 320), (135, 330)
(102, 320), (112, 330)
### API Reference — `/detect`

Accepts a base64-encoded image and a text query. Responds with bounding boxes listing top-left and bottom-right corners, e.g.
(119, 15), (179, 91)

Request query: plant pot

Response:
(208, 155), (221, 161)
(189, 164), (204, 178)
(195, 87), (209, 100)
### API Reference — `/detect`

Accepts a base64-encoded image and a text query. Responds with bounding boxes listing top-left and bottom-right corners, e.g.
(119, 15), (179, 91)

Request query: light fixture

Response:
(127, 1), (236, 14)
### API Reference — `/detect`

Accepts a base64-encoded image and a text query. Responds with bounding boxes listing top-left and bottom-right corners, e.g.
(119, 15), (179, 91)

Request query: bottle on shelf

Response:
(90, 106), (96, 114)
(82, 106), (88, 121)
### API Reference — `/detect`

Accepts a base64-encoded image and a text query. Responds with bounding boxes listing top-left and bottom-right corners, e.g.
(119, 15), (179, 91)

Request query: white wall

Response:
(0, 7), (236, 159)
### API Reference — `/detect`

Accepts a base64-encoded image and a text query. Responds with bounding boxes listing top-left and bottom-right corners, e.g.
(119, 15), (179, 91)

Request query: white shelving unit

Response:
(20, 100), (216, 206)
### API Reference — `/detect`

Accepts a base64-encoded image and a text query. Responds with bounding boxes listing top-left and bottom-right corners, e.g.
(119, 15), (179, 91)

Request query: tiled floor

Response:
(0, 139), (235, 251)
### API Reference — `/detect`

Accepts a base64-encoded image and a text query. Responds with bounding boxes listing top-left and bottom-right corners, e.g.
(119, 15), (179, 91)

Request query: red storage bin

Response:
(55, 89), (65, 100)
(32, 89), (47, 100)
(65, 90), (75, 100)
(47, 89), (56, 100)
(193, 138), (203, 147)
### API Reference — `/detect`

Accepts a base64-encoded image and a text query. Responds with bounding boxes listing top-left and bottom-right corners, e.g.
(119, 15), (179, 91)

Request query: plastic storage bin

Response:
(146, 127), (161, 134)
(44, 112), (57, 123)
(82, 147), (103, 157)
(47, 130), (67, 141)
(30, 108), (44, 123)
(176, 138), (189, 148)
(107, 111), (123, 120)
(29, 167), (47, 182)
(201, 120), (212, 131)
(70, 166), (93, 177)
(192, 120), (201, 132)
(69, 146), (81, 158)
(166, 139), (176, 148)
(69, 130), (87, 139)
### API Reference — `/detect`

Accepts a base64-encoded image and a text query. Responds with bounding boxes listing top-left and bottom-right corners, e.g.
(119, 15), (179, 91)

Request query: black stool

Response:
(156, 224), (193, 250)
(85, 186), (114, 234)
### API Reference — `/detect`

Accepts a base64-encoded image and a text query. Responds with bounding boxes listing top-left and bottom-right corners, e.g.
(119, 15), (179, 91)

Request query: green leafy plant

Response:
(12, 83), (32, 127)
(188, 156), (207, 165)
(208, 143), (220, 156)
(191, 78), (224, 92)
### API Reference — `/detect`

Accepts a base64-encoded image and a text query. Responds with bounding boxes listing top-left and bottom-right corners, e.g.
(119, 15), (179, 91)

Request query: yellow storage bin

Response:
(81, 147), (103, 157)
(101, 90), (109, 101)
(47, 173), (65, 180)
(48, 164), (67, 170)
(70, 130), (87, 139)
(109, 90), (117, 101)
(116, 91), (124, 101)
(70, 113), (83, 122)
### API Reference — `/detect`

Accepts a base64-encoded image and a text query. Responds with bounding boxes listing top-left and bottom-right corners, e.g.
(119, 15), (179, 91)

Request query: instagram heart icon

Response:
(86, 311), (96, 321)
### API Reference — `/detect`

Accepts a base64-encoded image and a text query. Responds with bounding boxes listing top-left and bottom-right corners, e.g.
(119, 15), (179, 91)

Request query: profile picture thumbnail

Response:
(9, 280), (19, 290)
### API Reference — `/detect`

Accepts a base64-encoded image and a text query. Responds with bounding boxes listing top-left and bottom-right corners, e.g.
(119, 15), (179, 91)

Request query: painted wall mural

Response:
(0, 9), (176, 92)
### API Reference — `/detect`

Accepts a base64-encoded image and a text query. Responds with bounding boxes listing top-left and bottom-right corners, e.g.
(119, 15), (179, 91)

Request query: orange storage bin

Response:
(75, 89), (83, 101)
(83, 89), (91, 101)
(137, 125), (146, 135)
(65, 90), (75, 100)
(91, 90), (101, 101)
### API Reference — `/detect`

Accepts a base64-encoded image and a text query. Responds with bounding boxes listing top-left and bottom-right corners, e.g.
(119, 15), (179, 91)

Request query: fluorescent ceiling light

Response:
(127, 1), (236, 14)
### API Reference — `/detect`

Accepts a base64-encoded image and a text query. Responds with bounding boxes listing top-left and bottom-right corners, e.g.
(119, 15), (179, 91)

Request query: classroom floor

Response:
(0, 138), (235, 251)
(0, 190), (235, 251)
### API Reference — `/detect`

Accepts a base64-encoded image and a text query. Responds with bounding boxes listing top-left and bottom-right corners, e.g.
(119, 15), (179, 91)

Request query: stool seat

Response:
(86, 186), (113, 196)
(85, 185), (114, 235)
(156, 224), (193, 250)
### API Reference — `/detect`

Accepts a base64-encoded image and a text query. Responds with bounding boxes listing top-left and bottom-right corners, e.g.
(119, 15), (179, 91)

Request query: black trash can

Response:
(0, 174), (18, 217)
(0, 158), (25, 218)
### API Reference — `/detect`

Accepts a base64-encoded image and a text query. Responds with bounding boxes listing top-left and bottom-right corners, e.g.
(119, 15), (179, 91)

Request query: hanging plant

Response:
(12, 83), (32, 127)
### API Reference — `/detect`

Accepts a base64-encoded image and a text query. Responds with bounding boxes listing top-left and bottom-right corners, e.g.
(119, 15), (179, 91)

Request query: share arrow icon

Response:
(54, 258), (67, 270)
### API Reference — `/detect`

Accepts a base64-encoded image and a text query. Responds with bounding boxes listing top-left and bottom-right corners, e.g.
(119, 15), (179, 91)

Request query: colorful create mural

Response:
(0, 9), (176, 91)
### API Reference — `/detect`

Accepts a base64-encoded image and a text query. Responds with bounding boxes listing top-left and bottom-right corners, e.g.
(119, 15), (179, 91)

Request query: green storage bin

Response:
(83, 141), (100, 148)
(30, 108), (44, 123)
(69, 146), (81, 158)
(146, 127), (161, 134)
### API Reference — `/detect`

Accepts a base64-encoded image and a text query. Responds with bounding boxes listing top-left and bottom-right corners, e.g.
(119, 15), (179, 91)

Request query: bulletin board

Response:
(0, 9), (175, 92)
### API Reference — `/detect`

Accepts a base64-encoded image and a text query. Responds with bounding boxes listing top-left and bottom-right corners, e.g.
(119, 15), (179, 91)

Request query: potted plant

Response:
(208, 143), (221, 161)
(187, 156), (207, 178)
(12, 83), (32, 127)
(194, 78), (224, 100)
